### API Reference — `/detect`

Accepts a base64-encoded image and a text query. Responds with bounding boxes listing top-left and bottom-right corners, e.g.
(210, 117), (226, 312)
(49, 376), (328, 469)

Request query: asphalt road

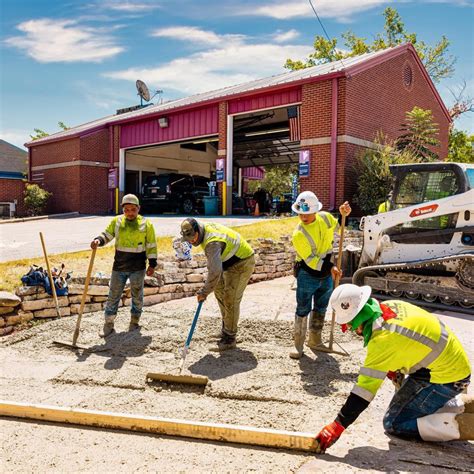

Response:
(0, 214), (266, 262)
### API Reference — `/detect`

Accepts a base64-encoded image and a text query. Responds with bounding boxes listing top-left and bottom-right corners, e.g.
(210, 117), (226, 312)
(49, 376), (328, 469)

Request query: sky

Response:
(1, 0), (473, 150)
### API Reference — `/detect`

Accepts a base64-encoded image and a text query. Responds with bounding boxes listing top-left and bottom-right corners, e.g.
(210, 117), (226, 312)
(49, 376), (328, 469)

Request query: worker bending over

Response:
(290, 191), (351, 359)
(180, 218), (255, 351)
(314, 284), (472, 453)
(91, 194), (157, 337)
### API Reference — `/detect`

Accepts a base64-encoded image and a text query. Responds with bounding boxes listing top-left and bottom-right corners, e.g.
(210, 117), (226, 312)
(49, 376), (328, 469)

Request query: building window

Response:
(403, 62), (413, 90)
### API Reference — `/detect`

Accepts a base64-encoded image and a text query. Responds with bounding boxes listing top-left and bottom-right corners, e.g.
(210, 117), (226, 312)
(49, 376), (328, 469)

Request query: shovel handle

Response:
(184, 301), (204, 349)
(39, 232), (61, 317)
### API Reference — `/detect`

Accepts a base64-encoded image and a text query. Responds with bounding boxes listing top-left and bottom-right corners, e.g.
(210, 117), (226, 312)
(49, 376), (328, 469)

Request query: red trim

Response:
(330, 78), (338, 211)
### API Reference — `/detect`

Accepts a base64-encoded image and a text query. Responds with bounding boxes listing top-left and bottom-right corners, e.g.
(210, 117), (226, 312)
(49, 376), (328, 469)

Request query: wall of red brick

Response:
(30, 138), (80, 166)
(0, 179), (27, 216)
(344, 50), (450, 158)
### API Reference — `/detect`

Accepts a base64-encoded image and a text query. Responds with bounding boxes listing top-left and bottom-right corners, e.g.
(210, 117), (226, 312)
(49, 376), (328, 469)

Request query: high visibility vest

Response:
(351, 300), (471, 403)
(292, 212), (339, 271)
(101, 215), (157, 260)
(201, 222), (254, 262)
(378, 200), (390, 213)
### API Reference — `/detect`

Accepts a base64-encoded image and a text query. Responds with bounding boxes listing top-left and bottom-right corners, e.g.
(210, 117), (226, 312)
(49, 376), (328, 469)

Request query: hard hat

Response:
(291, 191), (323, 214)
(180, 218), (201, 242)
(121, 194), (140, 206)
(329, 284), (372, 324)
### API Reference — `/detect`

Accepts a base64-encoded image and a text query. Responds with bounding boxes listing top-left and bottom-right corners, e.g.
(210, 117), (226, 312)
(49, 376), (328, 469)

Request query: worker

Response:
(377, 190), (393, 213)
(180, 218), (255, 351)
(290, 191), (351, 359)
(91, 194), (157, 337)
(314, 284), (472, 453)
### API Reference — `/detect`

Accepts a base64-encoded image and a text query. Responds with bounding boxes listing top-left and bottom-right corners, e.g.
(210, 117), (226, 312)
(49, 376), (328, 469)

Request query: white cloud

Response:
(5, 19), (124, 63)
(273, 29), (300, 43)
(151, 26), (245, 46)
(104, 40), (312, 95)
(0, 129), (31, 149)
(245, 0), (389, 21)
(101, 1), (160, 12)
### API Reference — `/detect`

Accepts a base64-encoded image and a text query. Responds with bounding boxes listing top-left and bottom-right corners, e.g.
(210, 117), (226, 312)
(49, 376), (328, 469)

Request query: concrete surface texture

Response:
(0, 215), (265, 262)
(0, 276), (472, 472)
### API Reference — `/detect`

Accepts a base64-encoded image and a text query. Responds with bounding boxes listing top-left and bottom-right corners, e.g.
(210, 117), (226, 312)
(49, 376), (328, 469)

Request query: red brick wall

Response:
(344, 50), (450, 158)
(42, 167), (81, 214)
(30, 138), (80, 166)
(0, 179), (27, 216)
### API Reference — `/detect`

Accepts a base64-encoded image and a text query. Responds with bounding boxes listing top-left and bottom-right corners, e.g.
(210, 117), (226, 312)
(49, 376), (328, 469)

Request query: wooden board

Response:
(0, 400), (318, 452)
(146, 372), (209, 386)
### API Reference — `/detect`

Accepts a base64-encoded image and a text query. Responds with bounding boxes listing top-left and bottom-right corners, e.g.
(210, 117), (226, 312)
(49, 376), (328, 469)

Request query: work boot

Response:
(209, 333), (237, 352)
(129, 315), (140, 331)
(289, 315), (307, 359)
(307, 311), (326, 349)
(99, 317), (115, 337)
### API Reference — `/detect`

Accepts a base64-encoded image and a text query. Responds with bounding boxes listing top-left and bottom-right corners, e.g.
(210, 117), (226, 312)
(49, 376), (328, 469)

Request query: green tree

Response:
(354, 133), (418, 214)
(447, 129), (474, 163)
(396, 106), (440, 162)
(30, 121), (70, 140)
(285, 7), (455, 83)
(248, 164), (297, 197)
(24, 183), (52, 216)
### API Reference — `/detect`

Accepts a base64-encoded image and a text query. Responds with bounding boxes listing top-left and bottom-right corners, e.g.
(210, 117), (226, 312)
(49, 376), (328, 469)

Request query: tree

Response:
(354, 133), (418, 214)
(447, 129), (474, 164)
(247, 164), (297, 197)
(24, 183), (52, 216)
(396, 106), (440, 162)
(285, 7), (455, 83)
(30, 121), (70, 140)
(448, 80), (474, 122)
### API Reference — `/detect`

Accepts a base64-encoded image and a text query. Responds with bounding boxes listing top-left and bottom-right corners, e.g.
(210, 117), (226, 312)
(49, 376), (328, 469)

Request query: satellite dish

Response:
(136, 79), (151, 102)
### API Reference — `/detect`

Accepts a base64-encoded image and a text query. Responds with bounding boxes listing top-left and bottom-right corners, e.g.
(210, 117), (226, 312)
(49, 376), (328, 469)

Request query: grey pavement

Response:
(0, 214), (268, 262)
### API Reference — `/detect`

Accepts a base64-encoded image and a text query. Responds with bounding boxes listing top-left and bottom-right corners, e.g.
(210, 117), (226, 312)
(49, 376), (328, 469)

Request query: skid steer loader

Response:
(352, 162), (474, 313)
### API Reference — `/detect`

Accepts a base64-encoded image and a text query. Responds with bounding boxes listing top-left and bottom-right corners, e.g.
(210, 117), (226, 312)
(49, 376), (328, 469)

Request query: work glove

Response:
(315, 421), (345, 453)
(387, 371), (404, 391)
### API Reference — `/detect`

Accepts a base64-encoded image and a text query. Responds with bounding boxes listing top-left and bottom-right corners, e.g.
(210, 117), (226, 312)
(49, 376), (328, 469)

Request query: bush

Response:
(24, 184), (52, 216)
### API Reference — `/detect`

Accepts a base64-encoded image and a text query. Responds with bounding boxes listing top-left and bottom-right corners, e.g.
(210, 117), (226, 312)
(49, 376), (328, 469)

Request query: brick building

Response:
(26, 44), (451, 216)
(0, 139), (28, 217)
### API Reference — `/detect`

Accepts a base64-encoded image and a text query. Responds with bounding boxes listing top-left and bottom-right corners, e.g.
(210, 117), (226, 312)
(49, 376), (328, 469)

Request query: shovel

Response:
(39, 232), (61, 318)
(147, 301), (208, 386)
(53, 247), (103, 351)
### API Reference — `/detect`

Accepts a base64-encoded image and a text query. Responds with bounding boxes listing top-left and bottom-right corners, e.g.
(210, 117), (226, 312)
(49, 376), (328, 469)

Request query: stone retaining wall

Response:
(0, 232), (362, 335)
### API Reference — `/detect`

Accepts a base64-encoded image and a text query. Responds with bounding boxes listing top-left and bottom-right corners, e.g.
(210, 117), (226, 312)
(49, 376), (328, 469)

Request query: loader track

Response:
(353, 254), (474, 315)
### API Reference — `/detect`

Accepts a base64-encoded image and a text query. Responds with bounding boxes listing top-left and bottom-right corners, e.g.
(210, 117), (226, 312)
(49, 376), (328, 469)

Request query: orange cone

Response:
(254, 202), (260, 217)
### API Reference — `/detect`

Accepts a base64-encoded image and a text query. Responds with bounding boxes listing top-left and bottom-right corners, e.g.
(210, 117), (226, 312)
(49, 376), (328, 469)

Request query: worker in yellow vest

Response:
(180, 218), (255, 351)
(91, 194), (157, 337)
(290, 191), (351, 359)
(377, 190), (393, 213)
(313, 284), (472, 453)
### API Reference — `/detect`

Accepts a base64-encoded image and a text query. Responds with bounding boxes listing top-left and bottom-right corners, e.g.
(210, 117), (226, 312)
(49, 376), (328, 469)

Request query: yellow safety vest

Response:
(352, 300), (471, 402)
(378, 200), (390, 213)
(292, 212), (339, 271)
(201, 222), (254, 262)
(101, 215), (157, 260)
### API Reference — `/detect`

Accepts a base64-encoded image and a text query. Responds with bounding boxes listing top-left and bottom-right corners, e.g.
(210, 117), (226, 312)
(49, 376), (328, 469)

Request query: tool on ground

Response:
(147, 301), (208, 386)
(53, 247), (97, 350)
(39, 232), (61, 318)
(314, 215), (350, 357)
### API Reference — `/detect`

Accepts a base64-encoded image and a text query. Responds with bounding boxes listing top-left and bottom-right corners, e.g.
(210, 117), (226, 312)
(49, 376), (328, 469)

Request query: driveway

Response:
(0, 214), (268, 262)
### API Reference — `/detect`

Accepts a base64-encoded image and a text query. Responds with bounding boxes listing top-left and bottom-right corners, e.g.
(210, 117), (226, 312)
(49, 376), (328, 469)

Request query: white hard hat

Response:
(329, 284), (372, 324)
(121, 194), (140, 206)
(291, 191), (323, 214)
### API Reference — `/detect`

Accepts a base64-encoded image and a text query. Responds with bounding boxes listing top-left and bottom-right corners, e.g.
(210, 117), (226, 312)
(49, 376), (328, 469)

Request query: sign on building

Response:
(216, 158), (225, 182)
(108, 168), (118, 189)
(298, 150), (310, 177)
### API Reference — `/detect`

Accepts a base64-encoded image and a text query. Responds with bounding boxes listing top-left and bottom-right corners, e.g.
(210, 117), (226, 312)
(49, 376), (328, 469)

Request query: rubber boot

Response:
(289, 315), (307, 359)
(209, 333), (237, 352)
(307, 311), (324, 349)
(100, 319), (115, 338)
(129, 315), (140, 331)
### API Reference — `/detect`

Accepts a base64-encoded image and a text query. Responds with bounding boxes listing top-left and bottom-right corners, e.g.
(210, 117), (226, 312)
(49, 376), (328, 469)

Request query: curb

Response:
(0, 211), (80, 225)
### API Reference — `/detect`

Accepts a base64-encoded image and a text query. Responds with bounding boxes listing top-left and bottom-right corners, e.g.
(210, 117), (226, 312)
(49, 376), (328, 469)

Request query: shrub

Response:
(24, 184), (52, 216)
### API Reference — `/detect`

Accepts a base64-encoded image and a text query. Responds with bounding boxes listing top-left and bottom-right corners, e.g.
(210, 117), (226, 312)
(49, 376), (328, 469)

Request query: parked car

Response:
(272, 193), (293, 214)
(141, 173), (210, 214)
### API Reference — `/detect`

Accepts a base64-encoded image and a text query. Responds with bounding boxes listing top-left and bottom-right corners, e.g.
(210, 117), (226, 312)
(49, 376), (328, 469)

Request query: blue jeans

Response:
(296, 269), (333, 317)
(104, 269), (145, 321)
(383, 371), (470, 438)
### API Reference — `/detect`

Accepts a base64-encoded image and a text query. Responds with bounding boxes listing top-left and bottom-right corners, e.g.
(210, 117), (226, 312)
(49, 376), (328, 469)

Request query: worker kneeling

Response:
(180, 218), (255, 351)
(314, 284), (472, 453)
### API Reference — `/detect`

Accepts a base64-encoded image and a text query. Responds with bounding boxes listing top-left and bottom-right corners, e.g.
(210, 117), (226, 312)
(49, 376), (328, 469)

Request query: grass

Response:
(0, 217), (299, 293)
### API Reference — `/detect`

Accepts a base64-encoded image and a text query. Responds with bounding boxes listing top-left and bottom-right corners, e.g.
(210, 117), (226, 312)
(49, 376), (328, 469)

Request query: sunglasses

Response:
(294, 201), (310, 212)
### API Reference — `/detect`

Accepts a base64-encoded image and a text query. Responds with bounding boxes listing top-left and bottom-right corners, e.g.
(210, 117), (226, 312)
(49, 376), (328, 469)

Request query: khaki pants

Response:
(214, 254), (255, 336)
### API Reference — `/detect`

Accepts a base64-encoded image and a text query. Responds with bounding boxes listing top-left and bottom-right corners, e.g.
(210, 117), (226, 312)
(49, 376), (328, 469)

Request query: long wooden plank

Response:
(0, 400), (318, 452)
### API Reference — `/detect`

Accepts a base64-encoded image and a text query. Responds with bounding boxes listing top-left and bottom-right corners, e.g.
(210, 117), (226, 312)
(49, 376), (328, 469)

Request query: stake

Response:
(39, 232), (61, 318)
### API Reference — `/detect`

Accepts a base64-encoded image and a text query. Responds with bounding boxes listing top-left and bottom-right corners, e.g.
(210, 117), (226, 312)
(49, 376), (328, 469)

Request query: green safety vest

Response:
(201, 222), (254, 262)
(378, 200), (390, 213)
(292, 212), (339, 271)
(352, 300), (471, 402)
(101, 215), (157, 260)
